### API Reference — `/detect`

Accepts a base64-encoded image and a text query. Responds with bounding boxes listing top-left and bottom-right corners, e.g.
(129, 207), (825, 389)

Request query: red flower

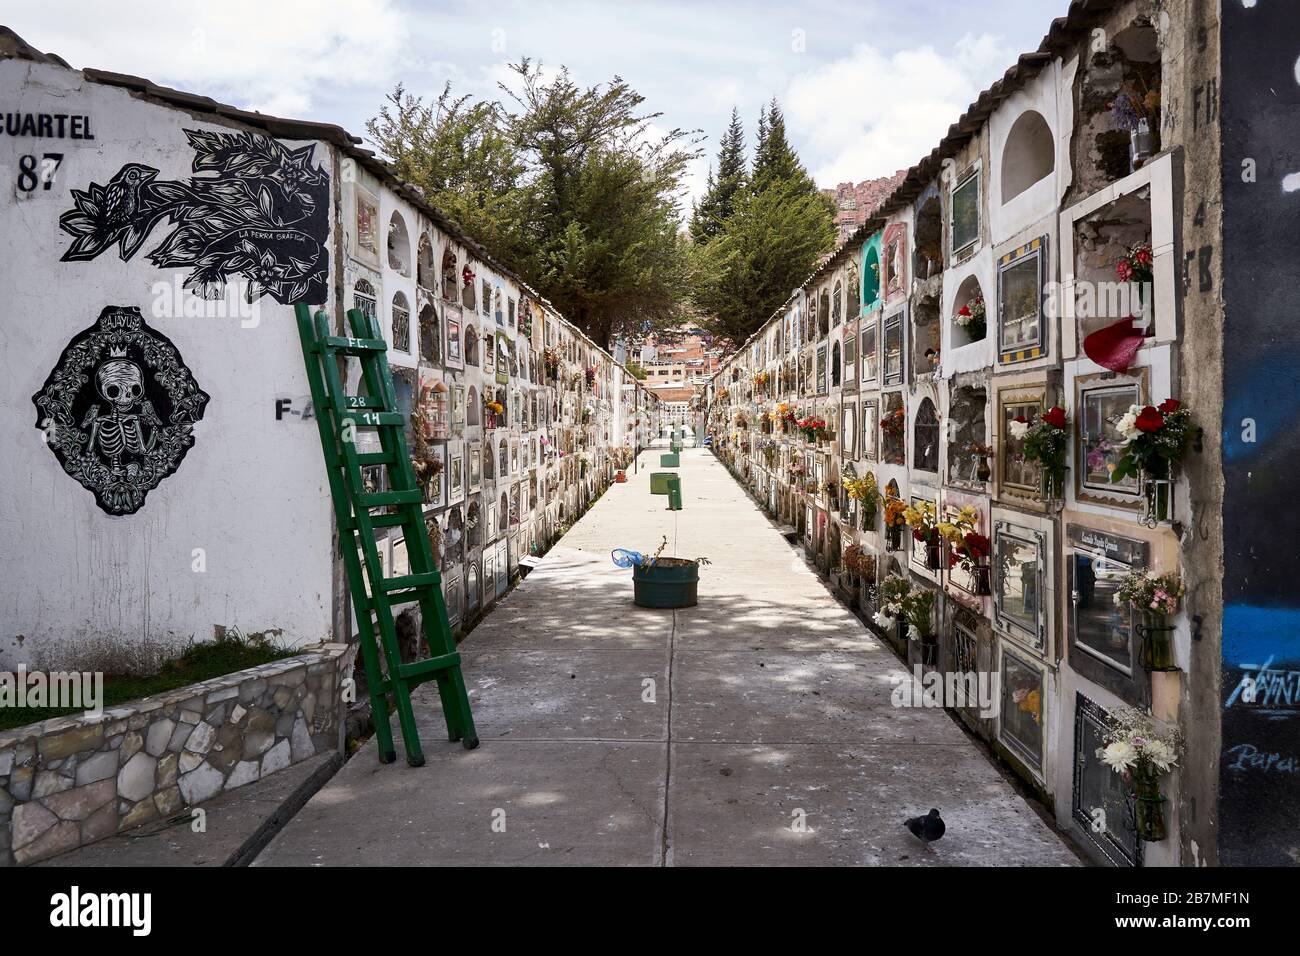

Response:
(1158, 398), (1180, 414)
(1013, 415), (1029, 424)
(1135, 248), (1153, 265)
(1041, 406), (1068, 429)
(1135, 406), (1165, 433)
(963, 532), (991, 558)
(1116, 259), (1133, 282)
(958, 305), (971, 317)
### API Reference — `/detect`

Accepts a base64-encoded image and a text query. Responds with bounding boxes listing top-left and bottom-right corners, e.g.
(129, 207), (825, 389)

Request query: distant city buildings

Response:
(821, 172), (908, 245)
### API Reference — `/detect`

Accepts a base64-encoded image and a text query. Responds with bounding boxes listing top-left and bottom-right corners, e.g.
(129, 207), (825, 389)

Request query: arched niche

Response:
(440, 249), (458, 301)
(862, 243), (881, 310)
(951, 274), (987, 348)
(467, 385), (481, 427)
(913, 196), (943, 279)
(419, 303), (440, 362)
(387, 212), (412, 276)
(913, 397), (939, 472)
(1001, 109), (1055, 203)
(416, 234), (435, 290)
(465, 325), (480, 366)
(391, 292), (411, 353)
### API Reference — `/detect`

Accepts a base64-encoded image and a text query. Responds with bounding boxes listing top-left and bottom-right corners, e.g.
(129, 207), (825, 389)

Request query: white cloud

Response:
(6, 0), (405, 119)
(783, 33), (1015, 186)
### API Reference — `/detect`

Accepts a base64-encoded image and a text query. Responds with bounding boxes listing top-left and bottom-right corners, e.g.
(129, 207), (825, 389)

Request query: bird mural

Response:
(57, 128), (329, 306)
(58, 163), (190, 262)
(905, 808), (946, 853)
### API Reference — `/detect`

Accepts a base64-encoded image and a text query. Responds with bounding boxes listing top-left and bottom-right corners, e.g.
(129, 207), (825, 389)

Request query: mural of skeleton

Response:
(33, 307), (209, 515)
(83, 353), (161, 472)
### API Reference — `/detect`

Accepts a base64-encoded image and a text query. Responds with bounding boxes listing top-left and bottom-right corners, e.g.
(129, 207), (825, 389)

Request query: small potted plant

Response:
(1112, 399), (1193, 524)
(1116, 569), (1184, 671)
(1098, 707), (1181, 842)
(1009, 405), (1070, 504)
(623, 535), (710, 609)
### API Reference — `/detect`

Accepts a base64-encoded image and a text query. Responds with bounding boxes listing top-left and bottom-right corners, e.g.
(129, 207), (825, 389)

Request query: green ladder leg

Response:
(294, 302), (478, 767)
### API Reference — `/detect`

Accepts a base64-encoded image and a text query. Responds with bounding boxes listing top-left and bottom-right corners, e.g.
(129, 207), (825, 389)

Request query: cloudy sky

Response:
(7, 0), (1065, 207)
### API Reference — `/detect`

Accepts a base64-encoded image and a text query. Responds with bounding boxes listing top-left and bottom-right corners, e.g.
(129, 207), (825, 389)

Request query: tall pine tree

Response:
(690, 107), (746, 243)
(690, 97), (835, 346)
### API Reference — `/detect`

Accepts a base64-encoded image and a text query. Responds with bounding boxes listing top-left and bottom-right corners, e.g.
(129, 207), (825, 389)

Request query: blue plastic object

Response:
(611, 549), (644, 568)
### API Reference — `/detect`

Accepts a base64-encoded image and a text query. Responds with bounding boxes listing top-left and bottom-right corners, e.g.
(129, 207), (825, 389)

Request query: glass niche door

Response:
(1073, 694), (1141, 866)
(1070, 548), (1136, 675)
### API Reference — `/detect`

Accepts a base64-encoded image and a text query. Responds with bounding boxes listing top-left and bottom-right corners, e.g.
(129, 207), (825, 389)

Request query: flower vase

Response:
(886, 525), (903, 552)
(920, 633), (938, 667)
(976, 456), (991, 482)
(1129, 118), (1154, 173)
(863, 506), (877, 532)
(924, 533), (944, 571)
(1141, 610), (1177, 672)
(1131, 769), (1167, 842)
(1042, 467), (1066, 506)
(1143, 466), (1172, 524)
(972, 564), (992, 596)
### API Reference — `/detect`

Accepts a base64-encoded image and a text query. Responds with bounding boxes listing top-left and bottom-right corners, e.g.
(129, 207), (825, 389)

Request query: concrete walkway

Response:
(256, 446), (1078, 866)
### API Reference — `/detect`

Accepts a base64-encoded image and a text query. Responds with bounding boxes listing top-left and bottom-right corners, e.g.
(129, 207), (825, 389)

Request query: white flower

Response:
(1113, 592), (1123, 606)
(1116, 408), (1141, 442)
(908, 624), (921, 642)
(1144, 739), (1178, 773)
(1008, 419), (1030, 440)
(1100, 741), (1137, 774)
(872, 611), (895, 630)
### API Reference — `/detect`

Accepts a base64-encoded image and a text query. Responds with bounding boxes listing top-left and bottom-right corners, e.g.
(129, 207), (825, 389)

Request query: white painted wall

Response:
(0, 60), (336, 670)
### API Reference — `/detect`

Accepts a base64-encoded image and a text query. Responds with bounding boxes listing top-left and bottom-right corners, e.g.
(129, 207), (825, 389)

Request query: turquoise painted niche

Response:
(861, 231), (883, 314)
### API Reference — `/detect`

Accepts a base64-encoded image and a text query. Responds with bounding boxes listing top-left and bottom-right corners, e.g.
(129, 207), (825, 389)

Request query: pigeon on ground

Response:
(905, 808), (945, 852)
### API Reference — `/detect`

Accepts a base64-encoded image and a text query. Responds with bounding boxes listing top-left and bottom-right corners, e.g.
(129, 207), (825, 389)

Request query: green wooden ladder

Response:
(294, 302), (478, 766)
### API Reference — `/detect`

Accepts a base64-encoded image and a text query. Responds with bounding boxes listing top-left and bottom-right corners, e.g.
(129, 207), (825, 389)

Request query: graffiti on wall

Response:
(58, 129), (329, 304)
(1219, 1), (1300, 865)
(32, 306), (209, 515)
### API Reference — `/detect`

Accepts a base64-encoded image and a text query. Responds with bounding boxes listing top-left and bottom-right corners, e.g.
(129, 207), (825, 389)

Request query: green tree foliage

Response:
(689, 99), (835, 347)
(367, 62), (701, 348)
(690, 107), (746, 244)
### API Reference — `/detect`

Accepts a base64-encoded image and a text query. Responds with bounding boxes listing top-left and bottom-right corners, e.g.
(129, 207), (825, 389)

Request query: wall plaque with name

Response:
(1066, 523), (1148, 567)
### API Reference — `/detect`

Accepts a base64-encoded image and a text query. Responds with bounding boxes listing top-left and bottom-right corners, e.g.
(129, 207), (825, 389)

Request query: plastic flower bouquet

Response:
(1097, 706), (1181, 841)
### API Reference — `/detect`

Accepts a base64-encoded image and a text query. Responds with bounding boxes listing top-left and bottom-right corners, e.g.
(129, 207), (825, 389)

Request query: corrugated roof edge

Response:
(712, 0), (1113, 379)
(0, 25), (639, 377)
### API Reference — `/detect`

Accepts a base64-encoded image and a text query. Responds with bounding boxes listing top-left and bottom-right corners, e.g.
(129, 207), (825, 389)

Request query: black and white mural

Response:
(58, 129), (329, 304)
(32, 306), (210, 515)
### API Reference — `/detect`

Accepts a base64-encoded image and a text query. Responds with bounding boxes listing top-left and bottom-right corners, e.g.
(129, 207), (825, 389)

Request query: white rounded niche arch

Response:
(386, 211), (412, 276)
(1000, 109), (1055, 203)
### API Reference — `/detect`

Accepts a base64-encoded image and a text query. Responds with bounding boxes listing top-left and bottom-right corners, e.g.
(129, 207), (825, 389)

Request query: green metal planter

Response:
(633, 558), (699, 608)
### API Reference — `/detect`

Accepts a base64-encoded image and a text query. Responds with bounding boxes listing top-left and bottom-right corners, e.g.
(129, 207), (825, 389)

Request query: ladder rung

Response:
(343, 396), (386, 411)
(339, 512), (406, 531)
(359, 489), (423, 508)
(397, 652), (462, 681)
(344, 411), (406, 428)
(323, 336), (388, 353)
(356, 451), (399, 466)
(366, 512), (411, 528)
(376, 572), (441, 594)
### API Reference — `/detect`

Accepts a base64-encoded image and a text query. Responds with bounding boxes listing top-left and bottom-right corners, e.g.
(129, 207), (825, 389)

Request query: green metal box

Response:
(659, 453), (680, 467)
